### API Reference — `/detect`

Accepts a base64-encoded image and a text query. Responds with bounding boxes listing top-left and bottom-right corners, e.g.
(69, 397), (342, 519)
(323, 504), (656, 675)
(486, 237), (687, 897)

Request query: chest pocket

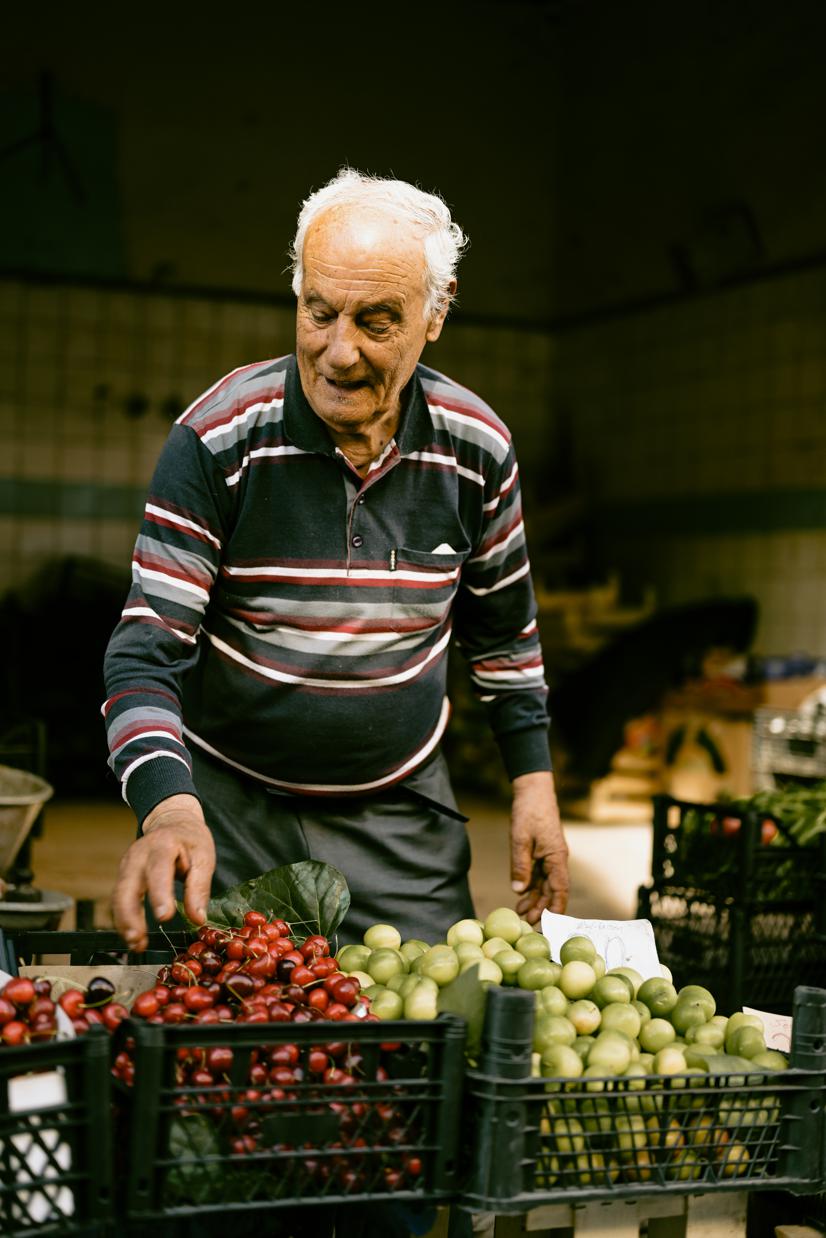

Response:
(390, 545), (469, 634)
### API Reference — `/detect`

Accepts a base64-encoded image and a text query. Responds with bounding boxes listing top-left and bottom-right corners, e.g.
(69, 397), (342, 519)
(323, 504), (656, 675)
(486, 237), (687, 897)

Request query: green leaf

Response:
(196, 860), (351, 938)
(436, 963), (490, 1058)
(165, 1113), (222, 1205)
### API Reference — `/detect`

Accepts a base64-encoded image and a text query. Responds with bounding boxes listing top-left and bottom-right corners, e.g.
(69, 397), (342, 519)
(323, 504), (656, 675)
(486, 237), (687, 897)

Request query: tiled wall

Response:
(554, 266), (826, 656)
(0, 278), (555, 596)
(4, 270), (823, 660)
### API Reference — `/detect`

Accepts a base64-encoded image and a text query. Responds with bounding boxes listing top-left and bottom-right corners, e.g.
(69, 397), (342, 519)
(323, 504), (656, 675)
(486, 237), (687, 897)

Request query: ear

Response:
(425, 279), (457, 343)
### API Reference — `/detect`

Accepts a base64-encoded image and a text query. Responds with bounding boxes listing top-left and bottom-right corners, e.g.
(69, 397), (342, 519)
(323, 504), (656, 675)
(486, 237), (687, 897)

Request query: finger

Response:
(510, 835), (534, 894)
(180, 838), (216, 928)
(144, 837), (181, 923)
(548, 884), (569, 914)
(112, 847), (151, 952)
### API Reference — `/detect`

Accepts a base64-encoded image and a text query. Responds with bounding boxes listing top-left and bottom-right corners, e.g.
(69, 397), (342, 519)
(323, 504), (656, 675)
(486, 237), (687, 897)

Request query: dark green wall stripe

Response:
(597, 489), (826, 536)
(0, 478), (145, 520)
(2, 478), (825, 536)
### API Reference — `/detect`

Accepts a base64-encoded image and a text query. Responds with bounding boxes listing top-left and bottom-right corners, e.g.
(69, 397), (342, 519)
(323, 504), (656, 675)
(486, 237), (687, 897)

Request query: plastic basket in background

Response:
(638, 794), (826, 1014)
(461, 985), (826, 1215)
(118, 1012), (466, 1225)
(753, 704), (826, 787)
(0, 1030), (113, 1235)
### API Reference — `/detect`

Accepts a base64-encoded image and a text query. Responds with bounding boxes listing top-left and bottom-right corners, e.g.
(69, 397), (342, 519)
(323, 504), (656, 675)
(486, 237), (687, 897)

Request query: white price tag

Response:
(540, 911), (663, 980)
(743, 1006), (793, 1053)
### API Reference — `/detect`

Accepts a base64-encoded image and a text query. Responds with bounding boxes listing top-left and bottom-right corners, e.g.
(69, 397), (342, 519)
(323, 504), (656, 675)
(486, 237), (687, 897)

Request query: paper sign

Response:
(743, 1006), (793, 1053)
(541, 911), (663, 980)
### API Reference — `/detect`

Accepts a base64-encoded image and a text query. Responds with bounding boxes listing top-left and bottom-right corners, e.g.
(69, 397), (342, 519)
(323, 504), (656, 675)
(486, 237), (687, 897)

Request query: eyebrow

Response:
(303, 291), (402, 317)
(360, 302), (402, 317)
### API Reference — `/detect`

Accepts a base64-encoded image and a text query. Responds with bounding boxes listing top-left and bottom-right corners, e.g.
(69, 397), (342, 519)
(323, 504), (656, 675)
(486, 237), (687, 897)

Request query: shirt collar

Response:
(282, 355), (434, 458)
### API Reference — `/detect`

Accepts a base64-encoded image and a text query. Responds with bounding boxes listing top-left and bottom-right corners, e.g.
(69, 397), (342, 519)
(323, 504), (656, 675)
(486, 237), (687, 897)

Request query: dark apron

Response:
(188, 745), (475, 946)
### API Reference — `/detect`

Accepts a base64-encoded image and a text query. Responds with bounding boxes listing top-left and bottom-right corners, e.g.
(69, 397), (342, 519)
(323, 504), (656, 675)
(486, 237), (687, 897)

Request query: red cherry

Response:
(183, 986), (215, 1013)
(269, 1043), (299, 1067)
(267, 1001), (292, 1023)
(3, 977), (36, 1008)
(300, 934), (330, 960)
(307, 1049), (329, 1074)
(243, 911), (268, 928)
(29, 1015), (57, 1041)
(194, 1008), (220, 1024)
(2, 1019), (29, 1045)
(206, 1046), (233, 1073)
(132, 991), (160, 1020)
(307, 988), (330, 1012)
(162, 1003), (187, 1024)
(102, 1002), (129, 1031)
(0, 997), (17, 1026)
(327, 977), (359, 1007)
(290, 965), (315, 987)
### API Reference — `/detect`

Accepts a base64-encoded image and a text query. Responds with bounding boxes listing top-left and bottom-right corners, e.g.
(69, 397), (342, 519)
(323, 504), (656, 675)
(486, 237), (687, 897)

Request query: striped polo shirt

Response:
(102, 354), (551, 823)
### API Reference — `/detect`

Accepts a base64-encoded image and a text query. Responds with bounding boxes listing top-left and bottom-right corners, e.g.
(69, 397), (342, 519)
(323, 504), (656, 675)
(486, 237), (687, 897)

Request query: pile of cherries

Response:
(123, 910), (368, 1036)
(0, 974), (128, 1045)
(113, 912), (423, 1192)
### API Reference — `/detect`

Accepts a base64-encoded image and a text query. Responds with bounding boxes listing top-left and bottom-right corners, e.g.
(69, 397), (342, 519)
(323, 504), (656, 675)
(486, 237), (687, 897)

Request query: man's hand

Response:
(112, 794), (216, 952)
(509, 770), (569, 924)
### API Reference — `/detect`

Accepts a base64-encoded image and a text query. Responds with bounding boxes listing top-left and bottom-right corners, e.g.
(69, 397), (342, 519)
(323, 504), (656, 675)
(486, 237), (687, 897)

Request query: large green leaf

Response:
(436, 963), (490, 1058)
(199, 860), (351, 938)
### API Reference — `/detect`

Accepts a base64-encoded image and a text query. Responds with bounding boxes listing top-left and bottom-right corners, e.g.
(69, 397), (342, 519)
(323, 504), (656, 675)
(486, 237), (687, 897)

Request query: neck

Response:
(329, 409), (400, 475)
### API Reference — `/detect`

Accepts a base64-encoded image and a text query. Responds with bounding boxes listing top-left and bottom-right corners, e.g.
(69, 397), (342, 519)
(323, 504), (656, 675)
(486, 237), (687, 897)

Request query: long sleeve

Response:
(453, 442), (551, 779)
(102, 423), (231, 823)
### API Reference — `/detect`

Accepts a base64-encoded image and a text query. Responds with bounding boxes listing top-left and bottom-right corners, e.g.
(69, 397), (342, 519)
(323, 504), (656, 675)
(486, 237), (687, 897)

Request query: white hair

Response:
(289, 168), (469, 319)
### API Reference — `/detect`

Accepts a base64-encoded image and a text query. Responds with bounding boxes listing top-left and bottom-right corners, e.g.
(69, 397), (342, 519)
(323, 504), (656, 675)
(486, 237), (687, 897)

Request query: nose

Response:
(324, 316), (360, 371)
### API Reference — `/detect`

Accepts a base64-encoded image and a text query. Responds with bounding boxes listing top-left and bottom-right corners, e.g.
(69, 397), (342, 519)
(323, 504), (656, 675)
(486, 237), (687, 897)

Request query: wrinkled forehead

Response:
(302, 205), (429, 293)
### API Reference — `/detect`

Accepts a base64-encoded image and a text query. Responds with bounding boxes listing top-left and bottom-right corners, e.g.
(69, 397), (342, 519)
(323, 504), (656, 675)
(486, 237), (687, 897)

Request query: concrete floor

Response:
(24, 793), (653, 935)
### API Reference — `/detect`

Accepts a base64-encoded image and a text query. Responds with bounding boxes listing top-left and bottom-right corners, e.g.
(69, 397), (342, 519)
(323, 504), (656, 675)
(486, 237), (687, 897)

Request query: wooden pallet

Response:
(489, 1190), (749, 1237)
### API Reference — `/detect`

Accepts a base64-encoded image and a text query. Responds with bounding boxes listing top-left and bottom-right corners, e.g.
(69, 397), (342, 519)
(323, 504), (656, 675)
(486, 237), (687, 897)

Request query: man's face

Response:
(296, 206), (450, 435)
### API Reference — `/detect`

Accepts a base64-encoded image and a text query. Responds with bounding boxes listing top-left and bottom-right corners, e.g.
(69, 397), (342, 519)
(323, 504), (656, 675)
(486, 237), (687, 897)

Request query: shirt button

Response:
(352, 535), (363, 548)
(357, 496), (365, 505)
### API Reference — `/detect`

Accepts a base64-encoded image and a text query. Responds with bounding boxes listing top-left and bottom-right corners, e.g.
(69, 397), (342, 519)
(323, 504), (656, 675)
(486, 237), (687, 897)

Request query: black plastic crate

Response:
(461, 985), (826, 1214)
(639, 794), (826, 1014)
(753, 705), (826, 784)
(0, 928), (189, 973)
(638, 886), (826, 1014)
(118, 1012), (466, 1223)
(0, 1029), (114, 1235)
(648, 794), (826, 904)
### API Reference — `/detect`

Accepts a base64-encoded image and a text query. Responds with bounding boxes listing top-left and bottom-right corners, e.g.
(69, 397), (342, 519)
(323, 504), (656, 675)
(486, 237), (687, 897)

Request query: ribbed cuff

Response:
(126, 757), (201, 829)
(497, 726), (553, 781)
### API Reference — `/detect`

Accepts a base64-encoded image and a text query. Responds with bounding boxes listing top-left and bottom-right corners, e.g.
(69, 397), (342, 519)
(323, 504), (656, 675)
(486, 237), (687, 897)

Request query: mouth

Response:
(324, 377), (368, 391)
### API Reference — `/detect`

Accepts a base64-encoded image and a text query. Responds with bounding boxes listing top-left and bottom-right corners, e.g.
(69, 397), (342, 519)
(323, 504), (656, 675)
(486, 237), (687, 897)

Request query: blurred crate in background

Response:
(637, 795), (826, 1014)
(753, 704), (826, 789)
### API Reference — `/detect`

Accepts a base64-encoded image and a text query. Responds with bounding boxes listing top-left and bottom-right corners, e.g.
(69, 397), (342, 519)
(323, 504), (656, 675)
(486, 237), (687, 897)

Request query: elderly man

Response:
(104, 168), (569, 951)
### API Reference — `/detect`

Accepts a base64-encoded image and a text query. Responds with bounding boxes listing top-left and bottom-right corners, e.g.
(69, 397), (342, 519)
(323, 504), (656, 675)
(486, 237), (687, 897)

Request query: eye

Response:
(310, 309), (334, 325)
(363, 318), (394, 336)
